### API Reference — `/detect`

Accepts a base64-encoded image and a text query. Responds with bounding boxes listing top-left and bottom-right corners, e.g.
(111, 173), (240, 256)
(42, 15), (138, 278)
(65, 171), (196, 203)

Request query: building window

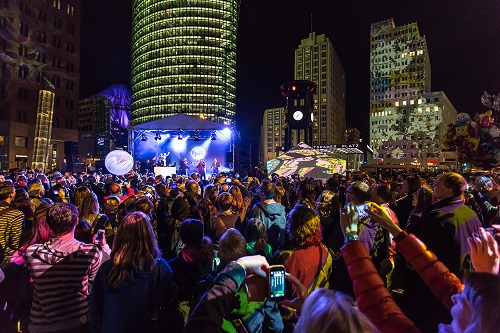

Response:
(35, 51), (46, 63)
(66, 61), (74, 72)
(15, 136), (27, 147)
(52, 76), (60, 88)
(65, 99), (74, 110)
(52, 36), (61, 48)
(67, 23), (75, 34)
(67, 4), (75, 16)
(18, 65), (28, 79)
(37, 9), (47, 22)
(17, 88), (28, 101)
(65, 79), (74, 91)
(19, 23), (28, 36)
(37, 30), (46, 43)
(53, 0), (61, 9)
(66, 42), (74, 53)
(52, 56), (61, 67)
(18, 44), (28, 57)
(54, 16), (62, 28)
(17, 109), (28, 123)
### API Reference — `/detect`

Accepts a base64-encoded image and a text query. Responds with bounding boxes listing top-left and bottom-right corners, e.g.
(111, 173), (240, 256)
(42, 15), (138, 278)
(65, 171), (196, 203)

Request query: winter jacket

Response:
(89, 258), (177, 333)
(186, 262), (283, 333)
(341, 231), (464, 333)
(247, 202), (286, 251)
(273, 243), (333, 294)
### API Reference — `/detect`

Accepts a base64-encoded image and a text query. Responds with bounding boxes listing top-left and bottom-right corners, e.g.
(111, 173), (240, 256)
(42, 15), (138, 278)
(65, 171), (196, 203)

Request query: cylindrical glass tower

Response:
(131, 0), (239, 126)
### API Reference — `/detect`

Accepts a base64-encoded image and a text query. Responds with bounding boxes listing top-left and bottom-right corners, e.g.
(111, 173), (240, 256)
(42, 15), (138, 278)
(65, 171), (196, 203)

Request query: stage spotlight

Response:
(177, 129), (183, 140)
(211, 130), (217, 140)
(141, 133), (148, 141)
(154, 131), (161, 141)
(194, 130), (200, 141)
(221, 128), (231, 138)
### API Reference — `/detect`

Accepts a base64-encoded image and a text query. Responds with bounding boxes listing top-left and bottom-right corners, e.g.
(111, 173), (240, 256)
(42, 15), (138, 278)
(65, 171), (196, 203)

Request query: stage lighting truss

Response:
(177, 129), (183, 140)
(141, 133), (148, 141)
(154, 131), (161, 141)
(211, 130), (217, 140)
(194, 130), (200, 141)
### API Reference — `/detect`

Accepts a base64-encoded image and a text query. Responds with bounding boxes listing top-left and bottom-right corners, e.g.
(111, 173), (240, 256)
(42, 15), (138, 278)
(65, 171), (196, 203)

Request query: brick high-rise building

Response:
(0, 0), (80, 169)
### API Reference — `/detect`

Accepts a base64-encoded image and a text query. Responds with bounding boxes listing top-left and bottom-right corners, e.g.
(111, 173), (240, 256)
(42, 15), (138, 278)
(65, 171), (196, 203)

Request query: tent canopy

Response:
(132, 113), (228, 131)
(267, 143), (346, 179)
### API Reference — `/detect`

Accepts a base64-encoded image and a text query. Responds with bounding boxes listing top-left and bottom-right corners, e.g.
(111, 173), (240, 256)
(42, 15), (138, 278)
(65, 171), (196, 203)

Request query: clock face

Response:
(310, 113), (314, 122)
(293, 110), (303, 121)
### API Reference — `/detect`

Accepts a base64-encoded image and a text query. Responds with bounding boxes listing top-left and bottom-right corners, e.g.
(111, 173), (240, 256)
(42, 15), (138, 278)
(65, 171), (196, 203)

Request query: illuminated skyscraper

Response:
(131, 0), (239, 126)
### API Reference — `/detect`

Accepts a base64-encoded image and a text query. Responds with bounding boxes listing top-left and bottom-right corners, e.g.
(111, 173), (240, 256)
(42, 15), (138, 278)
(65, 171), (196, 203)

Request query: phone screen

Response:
(268, 265), (286, 301)
(95, 230), (104, 244)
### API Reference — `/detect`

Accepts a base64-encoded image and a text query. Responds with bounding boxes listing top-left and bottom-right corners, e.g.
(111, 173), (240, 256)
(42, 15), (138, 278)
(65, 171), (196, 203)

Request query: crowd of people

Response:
(0, 167), (499, 333)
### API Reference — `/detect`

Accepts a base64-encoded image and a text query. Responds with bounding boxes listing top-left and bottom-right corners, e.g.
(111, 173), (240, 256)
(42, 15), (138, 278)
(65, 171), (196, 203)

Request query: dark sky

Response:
(80, 0), (500, 143)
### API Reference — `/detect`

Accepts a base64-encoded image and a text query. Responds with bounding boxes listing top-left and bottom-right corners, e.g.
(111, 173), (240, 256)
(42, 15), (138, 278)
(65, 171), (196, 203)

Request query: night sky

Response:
(80, 0), (500, 145)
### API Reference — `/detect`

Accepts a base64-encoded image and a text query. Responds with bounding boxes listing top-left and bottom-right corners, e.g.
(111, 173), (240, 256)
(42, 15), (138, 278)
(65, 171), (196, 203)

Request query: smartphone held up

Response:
(268, 265), (286, 302)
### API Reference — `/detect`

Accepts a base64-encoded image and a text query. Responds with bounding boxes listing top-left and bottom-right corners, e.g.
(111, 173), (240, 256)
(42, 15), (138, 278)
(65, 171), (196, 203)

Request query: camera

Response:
(268, 265), (286, 302)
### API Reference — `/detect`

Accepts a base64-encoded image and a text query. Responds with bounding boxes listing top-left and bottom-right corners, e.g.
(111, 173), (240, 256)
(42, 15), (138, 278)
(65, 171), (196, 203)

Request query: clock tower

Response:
(281, 80), (317, 151)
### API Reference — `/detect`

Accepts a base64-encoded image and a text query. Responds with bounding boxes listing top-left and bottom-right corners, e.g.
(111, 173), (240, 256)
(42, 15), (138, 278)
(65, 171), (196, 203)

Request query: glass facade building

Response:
(131, 0), (239, 126)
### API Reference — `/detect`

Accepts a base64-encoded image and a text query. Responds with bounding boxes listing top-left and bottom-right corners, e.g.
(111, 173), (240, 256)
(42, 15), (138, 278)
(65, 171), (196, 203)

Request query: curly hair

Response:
(47, 203), (79, 236)
(286, 205), (322, 246)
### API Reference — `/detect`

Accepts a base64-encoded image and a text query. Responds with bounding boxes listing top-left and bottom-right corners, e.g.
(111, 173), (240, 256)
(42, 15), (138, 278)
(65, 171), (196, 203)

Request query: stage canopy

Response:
(266, 142), (347, 179)
(132, 113), (228, 131)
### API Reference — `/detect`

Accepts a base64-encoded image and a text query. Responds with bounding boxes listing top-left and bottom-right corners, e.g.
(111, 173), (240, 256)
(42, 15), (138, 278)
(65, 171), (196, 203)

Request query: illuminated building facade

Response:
(294, 32), (346, 145)
(370, 19), (433, 164)
(0, 0), (80, 169)
(78, 84), (131, 163)
(371, 91), (457, 168)
(131, 0), (239, 126)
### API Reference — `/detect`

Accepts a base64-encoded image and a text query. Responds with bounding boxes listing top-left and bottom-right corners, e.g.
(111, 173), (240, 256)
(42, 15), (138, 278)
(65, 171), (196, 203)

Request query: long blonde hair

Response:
(295, 288), (378, 333)
(107, 211), (161, 288)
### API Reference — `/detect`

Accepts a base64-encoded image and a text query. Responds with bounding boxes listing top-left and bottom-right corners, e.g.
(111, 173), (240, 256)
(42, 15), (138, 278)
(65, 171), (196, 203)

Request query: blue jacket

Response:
(89, 258), (177, 333)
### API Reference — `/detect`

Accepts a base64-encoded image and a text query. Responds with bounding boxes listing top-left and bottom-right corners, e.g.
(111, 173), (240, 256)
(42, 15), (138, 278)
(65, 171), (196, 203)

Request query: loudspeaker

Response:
(64, 141), (79, 156)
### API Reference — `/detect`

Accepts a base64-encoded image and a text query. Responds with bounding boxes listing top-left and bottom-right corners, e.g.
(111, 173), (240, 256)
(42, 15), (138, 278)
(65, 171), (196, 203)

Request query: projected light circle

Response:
(191, 146), (206, 160)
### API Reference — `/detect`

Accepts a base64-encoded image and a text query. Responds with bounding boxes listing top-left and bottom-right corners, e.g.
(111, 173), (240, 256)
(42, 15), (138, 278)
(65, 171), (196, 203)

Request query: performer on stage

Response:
(178, 155), (189, 176)
(210, 157), (220, 175)
(196, 159), (206, 180)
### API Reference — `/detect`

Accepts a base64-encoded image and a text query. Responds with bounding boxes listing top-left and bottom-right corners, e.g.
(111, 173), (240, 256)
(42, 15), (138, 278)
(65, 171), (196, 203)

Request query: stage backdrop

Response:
(267, 142), (346, 179)
(134, 131), (231, 174)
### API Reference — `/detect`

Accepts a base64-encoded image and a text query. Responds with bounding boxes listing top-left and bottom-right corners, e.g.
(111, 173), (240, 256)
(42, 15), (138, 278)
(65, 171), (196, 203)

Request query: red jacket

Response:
(341, 231), (464, 333)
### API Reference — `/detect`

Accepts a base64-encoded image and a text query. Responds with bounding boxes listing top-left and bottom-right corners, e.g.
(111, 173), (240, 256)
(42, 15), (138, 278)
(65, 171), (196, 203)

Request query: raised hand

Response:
(340, 202), (360, 237)
(468, 227), (500, 275)
(235, 255), (269, 279)
(279, 273), (308, 313)
(365, 202), (402, 236)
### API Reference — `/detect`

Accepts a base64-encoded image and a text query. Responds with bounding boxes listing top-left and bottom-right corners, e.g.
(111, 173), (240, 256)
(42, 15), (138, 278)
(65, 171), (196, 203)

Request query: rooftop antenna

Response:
(310, 14), (313, 33)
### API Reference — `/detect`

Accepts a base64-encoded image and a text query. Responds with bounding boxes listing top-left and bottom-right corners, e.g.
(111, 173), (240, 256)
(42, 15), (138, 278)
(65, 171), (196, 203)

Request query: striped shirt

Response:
(25, 238), (109, 333)
(0, 202), (24, 265)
